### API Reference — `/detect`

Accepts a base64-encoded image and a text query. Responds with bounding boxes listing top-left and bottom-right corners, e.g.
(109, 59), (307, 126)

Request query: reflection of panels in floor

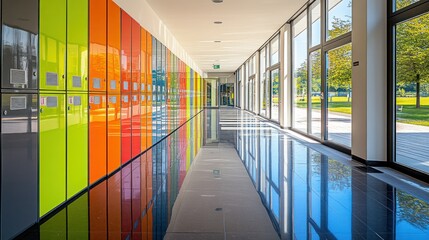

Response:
(165, 144), (279, 239)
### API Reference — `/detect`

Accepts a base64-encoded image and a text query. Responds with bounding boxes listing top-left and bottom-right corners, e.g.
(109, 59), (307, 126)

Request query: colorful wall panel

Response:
(1, 94), (38, 239)
(66, 92), (89, 199)
(132, 19), (141, 158)
(107, 0), (121, 173)
(121, 11), (132, 164)
(141, 29), (148, 151)
(1, 0), (39, 238)
(40, 0), (66, 91)
(1, 0), (205, 237)
(89, 0), (107, 92)
(67, 0), (88, 91)
(39, 93), (66, 216)
(89, 93), (107, 184)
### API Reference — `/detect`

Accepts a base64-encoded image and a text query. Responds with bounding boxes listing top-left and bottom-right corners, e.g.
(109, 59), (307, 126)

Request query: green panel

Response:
(67, 93), (89, 198)
(186, 66), (191, 120)
(67, 0), (89, 91)
(68, 193), (89, 239)
(40, 93), (66, 216)
(40, 208), (67, 240)
(40, 0), (67, 90)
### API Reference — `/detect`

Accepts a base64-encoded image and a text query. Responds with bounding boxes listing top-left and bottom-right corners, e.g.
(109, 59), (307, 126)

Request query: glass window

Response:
(292, 12), (308, 133)
(310, 0), (321, 47)
(395, 0), (421, 11)
(327, 0), (352, 40)
(260, 48), (267, 117)
(271, 69), (280, 122)
(309, 50), (321, 138)
(270, 35), (280, 66)
(395, 12), (429, 174)
(326, 43), (352, 147)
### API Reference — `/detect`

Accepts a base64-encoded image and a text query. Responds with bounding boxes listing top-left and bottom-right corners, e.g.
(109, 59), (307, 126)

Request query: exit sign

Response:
(213, 64), (220, 69)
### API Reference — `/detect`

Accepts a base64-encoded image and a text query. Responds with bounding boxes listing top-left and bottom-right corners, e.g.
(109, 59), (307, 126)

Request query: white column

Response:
(352, 0), (387, 162)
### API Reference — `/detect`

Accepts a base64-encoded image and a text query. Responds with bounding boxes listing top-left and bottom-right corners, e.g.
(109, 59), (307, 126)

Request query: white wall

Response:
(113, 0), (206, 77)
(352, 0), (387, 161)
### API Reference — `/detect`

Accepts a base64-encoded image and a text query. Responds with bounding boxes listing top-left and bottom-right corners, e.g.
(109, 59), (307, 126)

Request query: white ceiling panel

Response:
(146, 0), (306, 73)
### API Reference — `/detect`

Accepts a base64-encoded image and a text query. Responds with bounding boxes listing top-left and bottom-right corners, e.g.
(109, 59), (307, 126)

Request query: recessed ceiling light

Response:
(214, 21), (223, 24)
(214, 40), (222, 43)
(212, 0), (223, 3)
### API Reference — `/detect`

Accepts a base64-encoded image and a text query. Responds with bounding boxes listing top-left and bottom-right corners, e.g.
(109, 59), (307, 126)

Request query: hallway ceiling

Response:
(146, 0), (306, 73)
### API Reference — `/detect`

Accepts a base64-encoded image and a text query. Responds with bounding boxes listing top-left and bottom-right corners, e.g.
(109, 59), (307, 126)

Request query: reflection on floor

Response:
(17, 113), (204, 240)
(228, 108), (429, 239)
(17, 108), (429, 239)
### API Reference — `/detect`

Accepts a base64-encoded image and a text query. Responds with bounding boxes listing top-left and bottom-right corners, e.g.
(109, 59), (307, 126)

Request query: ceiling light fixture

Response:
(214, 21), (223, 24)
(214, 40), (222, 43)
(212, 0), (223, 3)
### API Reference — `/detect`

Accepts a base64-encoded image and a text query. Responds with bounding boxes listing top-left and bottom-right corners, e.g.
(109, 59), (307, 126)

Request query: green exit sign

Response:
(213, 64), (220, 69)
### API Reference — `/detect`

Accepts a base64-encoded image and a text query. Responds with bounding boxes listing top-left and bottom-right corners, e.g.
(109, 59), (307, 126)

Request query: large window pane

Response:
(310, 0), (321, 47)
(326, 43), (352, 147)
(293, 12), (308, 133)
(260, 49), (267, 116)
(327, 0), (352, 40)
(395, 13), (429, 174)
(310, 50), (321, 138)
(270, 35), (280, 66)
(271, 69), (280, 122)
(395, 0), (421, 11)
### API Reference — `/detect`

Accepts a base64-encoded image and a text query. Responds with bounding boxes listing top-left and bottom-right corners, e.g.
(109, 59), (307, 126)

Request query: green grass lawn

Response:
(396, 97), (429, 126)
(295, 96), (429, 126)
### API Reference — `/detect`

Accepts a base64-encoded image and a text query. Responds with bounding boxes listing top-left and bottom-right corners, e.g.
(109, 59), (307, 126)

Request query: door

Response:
(107, 94), (121, 173)
(67, 0), (88, 91)
(40, 0), (66, 91)
(67, 93), (89, 199)
(89, 0), (107, 92)
(89, 93), (107, 184)
(1, 94), (38, 239)
(324, 43), (352, 148)
(39, 93), (66, 216)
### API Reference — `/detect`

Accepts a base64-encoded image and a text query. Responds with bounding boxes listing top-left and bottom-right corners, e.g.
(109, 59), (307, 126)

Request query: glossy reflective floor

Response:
(17, 108), (429, 239)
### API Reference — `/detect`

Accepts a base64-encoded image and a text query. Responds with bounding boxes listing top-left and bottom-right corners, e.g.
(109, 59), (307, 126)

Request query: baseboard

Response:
(352, 155), (389, 167)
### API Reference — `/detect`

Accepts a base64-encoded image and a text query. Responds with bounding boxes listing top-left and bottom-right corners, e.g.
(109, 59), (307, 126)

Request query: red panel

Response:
(107, 172), (121, 240)
(132, 159), (141, 238)
(131, 19), (141, 158)
(89, 93), (107, 184)
(89, 181), (107, 239)
(121, 11), (132, 164)
(89, 0), (107, 91)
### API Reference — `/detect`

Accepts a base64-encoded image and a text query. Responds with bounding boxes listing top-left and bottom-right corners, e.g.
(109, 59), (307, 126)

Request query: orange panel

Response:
(121, 11), (132, 164)
(146, 34), (153, 148)
(89, 93), (107, 184)
(131, 19), (141, 158)
(107, 0), (121, 173)
(89, 0), (107, 91)
(107, 0), (121, 94)
(89, 181), (107, 239)
(107, 94), (121, 172)
(141, 28), (147, 152)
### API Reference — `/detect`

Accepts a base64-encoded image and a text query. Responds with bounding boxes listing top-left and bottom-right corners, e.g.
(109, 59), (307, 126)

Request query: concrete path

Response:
(164, 143), (280, 240)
